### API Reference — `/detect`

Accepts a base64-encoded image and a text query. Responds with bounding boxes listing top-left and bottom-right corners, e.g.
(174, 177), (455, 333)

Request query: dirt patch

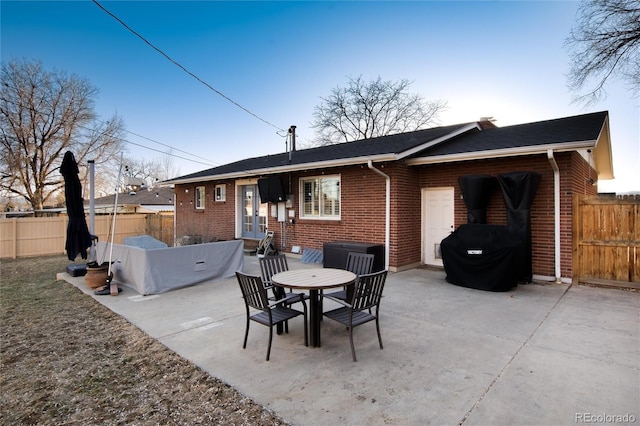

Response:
(0, 255), (288, 425)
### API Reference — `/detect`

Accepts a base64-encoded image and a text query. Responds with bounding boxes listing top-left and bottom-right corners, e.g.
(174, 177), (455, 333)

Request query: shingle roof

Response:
(93, 186), (175, 207)
(167, 123), (474, 182)
(417, 111), (608, 157)
(166, 111), (609, 184)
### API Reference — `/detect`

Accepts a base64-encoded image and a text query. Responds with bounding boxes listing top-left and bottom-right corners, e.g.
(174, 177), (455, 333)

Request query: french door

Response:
(241, 185), (268, 239)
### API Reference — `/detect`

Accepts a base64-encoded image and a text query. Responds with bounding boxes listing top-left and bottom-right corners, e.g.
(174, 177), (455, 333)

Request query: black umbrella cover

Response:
(498, 171), (542, 282)
(458, 174), (497, 224)
(60, 151), (92, 261)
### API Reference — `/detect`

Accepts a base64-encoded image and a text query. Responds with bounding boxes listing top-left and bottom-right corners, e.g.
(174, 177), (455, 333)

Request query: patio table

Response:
(272, 268), (356, 347)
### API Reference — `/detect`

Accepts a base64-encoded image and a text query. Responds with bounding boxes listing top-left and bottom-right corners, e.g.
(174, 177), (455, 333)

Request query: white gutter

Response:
(547, 149), (562, 283)
(367, 160), (390, 271)
(165, 154), (394, 185)
(406, 140), (598, 166)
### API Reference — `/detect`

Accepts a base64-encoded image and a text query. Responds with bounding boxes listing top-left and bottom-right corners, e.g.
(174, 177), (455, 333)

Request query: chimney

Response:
(478, 116), (497, 130)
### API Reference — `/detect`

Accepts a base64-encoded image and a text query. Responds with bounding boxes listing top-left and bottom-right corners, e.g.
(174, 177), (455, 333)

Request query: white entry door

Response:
(422, 188), (454, 266)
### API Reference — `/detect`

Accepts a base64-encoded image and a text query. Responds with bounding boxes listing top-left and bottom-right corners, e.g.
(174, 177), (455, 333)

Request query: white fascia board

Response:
(167, 153), (394, 184)
(405, 140), (598, 166)
(594, 115), (614, 179)
(138, 205), (174, 213)
(396, 123), (482, 160)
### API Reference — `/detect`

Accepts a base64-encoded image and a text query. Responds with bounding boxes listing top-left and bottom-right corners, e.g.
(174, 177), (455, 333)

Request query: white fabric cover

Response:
(96, 239), (244, 295)
(123, 235), (168, 249)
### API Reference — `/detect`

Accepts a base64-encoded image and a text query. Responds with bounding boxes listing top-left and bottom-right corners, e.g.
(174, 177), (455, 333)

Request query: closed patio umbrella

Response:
(60, 151), (92, 261)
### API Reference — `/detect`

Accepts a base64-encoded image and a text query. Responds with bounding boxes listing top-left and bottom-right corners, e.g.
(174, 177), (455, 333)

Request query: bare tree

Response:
(122, 150), (180, 190)
(158, 149), (180, 182)
(0, 59), (126, 213)
(311, 76), (447, 146)
(566, 0), (640, 104)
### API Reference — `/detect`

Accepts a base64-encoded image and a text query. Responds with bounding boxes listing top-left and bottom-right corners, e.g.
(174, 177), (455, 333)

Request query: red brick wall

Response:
(175, 182), (236, 241)
(418, 152), (597, 279)
(281, 164), (423, 269)
(175, 151), (596, 279)
(283, 166), (387, 252)
(388, 163), (422, 267)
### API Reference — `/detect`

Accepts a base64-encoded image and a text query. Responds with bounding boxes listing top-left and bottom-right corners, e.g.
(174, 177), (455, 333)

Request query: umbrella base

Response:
(94, 285), (122, 296)
(66, 263), (87, 277)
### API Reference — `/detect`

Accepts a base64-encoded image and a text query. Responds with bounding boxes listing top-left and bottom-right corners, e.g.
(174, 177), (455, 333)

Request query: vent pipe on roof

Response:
(288, 125), (296, 163)
(289, 125), (296, 151)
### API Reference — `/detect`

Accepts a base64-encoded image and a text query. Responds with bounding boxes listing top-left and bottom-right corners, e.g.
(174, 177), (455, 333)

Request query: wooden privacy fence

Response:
(0, 214), (174, 259)
(573, 194), (640, 284)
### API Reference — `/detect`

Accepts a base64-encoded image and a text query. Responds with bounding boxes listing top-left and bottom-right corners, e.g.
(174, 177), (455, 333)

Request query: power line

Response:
(91, 0), (286, 133)
(113, 135), (217, 167)
(120, 128), (219, 166)
(91, 116), (218, 165)
(76, 121), (217, 167)
(1, 95), (217, 168)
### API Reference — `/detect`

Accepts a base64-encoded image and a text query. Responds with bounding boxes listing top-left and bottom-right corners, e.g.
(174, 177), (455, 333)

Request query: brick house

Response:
(165, 111), (612, 283)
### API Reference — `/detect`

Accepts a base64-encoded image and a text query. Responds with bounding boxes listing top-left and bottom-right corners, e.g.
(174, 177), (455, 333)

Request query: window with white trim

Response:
(300, 175), (340, 219)
(215, 184), (226, 202)
(195, 186), (205, 209)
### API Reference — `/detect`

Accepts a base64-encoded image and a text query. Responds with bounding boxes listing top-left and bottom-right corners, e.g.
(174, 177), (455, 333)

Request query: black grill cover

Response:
(441, 224), (520, 292)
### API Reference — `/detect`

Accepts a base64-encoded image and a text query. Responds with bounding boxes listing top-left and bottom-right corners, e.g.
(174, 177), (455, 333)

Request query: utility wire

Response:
(92, 0), (286, 133)
(1, 96), (217, 167)
(113, 135), (217, 167)
(92, 116), (218, 165)
(76, 120), (217, 167)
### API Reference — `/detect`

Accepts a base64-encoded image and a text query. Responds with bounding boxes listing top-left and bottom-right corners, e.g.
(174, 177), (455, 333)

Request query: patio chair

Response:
(324, 252), (375, 301)
(235, 271), (308, 361)
(323, 270), (387, 362)
(259, 254), (309, 330)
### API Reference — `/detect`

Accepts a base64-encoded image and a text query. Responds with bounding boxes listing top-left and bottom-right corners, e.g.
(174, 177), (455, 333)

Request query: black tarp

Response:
(60, 151), (92, 261)
(497, 171), (542, 283)
(441, 224), (520, 292)
(458, 174), (497, 224)
(258, 175), (286, 203)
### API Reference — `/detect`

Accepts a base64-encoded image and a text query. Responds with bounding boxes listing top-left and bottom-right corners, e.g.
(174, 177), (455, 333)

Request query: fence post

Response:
(572, 194), (581, 284)
(12, 217), (17, 259)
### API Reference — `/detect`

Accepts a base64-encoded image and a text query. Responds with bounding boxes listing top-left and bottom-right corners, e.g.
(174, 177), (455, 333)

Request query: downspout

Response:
(173, 193), (177, 246)
(547, 149), (562, 283)
(367, 160), (390, 271)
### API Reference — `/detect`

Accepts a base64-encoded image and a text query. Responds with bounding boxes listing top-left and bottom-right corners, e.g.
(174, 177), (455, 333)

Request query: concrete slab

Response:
(57, 255), (639, 426)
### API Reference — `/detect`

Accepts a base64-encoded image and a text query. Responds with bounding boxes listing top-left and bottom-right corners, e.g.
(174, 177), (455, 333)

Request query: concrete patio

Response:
(58, 255), (639, 425)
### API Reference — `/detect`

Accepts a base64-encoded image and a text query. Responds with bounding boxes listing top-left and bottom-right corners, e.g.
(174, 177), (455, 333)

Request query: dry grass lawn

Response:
(0, 255), (287, 425)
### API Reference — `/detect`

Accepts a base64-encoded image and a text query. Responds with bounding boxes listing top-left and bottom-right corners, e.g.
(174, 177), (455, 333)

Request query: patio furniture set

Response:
(235, 252), (387, 362)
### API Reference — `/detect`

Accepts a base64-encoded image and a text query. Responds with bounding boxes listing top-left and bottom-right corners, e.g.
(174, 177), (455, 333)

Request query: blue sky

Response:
(2, 1), (638, 192)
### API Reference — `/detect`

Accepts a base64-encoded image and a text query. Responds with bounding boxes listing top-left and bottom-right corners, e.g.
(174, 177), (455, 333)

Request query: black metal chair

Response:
(324, 252), (375, 301)
(259, 254), (309, 332)
(235, 271), (308, 361)
(323, 270), (387, 362)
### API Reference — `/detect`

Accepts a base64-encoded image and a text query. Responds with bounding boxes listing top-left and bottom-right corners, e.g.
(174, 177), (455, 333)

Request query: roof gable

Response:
(414, 111), (609, 157)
